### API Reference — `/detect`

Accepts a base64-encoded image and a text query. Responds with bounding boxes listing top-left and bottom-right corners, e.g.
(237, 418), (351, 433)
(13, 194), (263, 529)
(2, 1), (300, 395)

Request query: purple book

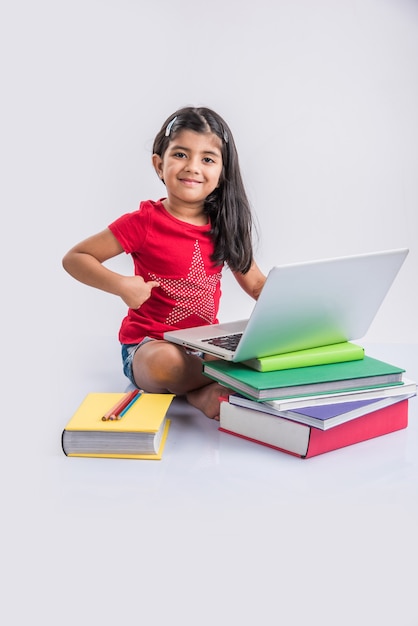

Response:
(229, 393), (415, 430)
(292, 398), (381, 419)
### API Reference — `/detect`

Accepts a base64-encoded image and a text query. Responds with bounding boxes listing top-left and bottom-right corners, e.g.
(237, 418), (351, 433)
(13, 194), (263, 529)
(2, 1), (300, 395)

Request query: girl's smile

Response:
(179, 177), (202, 186)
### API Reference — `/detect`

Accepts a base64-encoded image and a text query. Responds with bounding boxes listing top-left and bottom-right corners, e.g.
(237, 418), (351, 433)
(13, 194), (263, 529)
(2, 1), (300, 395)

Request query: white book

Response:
(228, 378), (417, 413)
(228, 392), (415, 430)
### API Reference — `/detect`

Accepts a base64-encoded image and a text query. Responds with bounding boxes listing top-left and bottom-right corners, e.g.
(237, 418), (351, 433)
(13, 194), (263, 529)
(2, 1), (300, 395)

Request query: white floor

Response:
(3, 341), (418, 626)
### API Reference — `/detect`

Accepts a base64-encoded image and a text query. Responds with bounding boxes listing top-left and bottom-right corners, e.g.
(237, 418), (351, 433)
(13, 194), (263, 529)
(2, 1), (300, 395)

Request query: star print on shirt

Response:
(149, 240), (222, 326)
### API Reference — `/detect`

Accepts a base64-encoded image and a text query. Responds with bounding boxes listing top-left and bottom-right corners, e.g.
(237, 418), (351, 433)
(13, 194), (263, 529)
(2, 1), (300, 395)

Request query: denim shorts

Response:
(121, 338), (204, 387)
(121, 338), (154, 387)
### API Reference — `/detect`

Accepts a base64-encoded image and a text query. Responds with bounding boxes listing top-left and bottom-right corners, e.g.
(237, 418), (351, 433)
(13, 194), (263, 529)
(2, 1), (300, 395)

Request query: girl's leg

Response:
(131, 340), (226, 420)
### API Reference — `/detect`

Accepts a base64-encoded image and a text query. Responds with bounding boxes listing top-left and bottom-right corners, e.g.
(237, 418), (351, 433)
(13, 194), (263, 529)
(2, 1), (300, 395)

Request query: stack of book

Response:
(202, 342), (417, 459)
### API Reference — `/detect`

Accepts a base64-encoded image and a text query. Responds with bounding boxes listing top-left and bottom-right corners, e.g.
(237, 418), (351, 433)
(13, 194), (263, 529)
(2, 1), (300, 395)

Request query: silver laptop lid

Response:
(232, 248), (409, 361)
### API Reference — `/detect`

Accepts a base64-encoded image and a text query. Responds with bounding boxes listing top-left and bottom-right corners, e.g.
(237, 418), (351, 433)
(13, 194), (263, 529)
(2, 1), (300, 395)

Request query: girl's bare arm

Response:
(232, 261), (267, 300)
(62, 228), (159, 309)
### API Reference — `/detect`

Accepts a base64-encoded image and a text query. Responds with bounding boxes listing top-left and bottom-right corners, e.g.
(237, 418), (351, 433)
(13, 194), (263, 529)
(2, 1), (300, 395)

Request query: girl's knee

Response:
(144, 340), (185, 367)
(133, 340), (188, 388)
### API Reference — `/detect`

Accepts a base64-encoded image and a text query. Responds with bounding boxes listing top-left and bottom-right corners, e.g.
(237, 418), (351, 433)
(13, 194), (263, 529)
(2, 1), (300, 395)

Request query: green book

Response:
(243, 342), (364, 372)
(203, 356), (405, 401)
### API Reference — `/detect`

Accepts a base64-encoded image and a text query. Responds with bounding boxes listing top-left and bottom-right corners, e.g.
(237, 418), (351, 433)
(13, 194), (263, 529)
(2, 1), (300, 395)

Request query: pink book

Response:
(219, 398), (409, 459)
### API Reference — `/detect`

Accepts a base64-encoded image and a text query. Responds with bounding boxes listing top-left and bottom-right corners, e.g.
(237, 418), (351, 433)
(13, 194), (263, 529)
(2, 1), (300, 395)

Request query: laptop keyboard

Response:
(202, 333), (243, 352)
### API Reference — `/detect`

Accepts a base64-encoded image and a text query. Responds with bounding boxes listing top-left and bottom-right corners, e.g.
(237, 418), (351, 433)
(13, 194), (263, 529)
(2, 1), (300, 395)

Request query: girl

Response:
(62, 106), (266, 420)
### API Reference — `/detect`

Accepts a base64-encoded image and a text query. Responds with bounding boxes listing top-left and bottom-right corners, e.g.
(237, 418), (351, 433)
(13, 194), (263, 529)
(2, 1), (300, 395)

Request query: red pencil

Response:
(101, 390), (139, 421)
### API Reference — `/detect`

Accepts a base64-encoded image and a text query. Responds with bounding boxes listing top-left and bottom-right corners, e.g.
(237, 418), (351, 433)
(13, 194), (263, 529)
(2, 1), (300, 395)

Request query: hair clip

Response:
(223, 130), (229, 143)
(165, 116), (177, 137)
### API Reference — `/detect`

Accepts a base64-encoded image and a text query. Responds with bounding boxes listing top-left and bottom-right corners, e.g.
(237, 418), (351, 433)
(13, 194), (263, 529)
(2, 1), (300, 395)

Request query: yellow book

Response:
(61, 392), (174, 460)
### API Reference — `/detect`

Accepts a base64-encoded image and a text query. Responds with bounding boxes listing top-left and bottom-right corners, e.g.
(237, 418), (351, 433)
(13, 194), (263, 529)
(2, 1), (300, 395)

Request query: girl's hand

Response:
(119, 275), (160, 309)
(62, 229), (160, 308)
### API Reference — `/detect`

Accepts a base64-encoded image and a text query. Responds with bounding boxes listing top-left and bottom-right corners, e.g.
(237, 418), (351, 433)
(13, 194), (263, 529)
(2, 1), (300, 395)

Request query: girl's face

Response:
(152, 129), (223, 209)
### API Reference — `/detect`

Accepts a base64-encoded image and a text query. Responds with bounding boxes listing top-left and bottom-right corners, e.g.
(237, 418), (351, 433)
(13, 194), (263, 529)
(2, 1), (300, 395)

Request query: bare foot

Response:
(186, 382), (228, 420)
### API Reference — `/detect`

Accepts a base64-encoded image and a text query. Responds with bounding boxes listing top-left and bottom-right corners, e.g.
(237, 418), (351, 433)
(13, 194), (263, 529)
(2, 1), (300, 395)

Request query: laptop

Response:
(163, 248), (409, 362)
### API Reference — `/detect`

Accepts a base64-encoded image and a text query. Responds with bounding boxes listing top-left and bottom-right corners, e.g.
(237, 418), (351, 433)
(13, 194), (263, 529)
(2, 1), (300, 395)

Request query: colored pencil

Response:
(118, 390), (143, 418)
(101, 390), (139, 421)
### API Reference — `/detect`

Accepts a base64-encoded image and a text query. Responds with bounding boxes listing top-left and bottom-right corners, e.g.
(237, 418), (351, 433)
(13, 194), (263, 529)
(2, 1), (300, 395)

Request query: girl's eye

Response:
(173, 152), (187, 158)
(203, 157), (215, 164)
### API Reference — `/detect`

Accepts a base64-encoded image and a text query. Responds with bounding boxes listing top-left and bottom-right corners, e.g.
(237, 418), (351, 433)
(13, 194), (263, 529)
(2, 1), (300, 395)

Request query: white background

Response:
(2, 1), (418, 625)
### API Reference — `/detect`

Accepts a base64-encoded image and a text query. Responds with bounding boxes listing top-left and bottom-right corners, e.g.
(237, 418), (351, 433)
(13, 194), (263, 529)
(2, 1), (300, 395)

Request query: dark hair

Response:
(152, 106), (254, 273)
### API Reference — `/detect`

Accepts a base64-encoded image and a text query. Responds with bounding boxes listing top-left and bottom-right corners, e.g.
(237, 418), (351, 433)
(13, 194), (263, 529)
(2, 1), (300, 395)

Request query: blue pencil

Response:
(117, 390), (143, 418)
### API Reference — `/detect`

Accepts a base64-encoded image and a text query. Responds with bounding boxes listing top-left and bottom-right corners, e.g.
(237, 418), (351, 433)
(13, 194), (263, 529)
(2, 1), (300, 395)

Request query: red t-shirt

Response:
(108, 199), (223, 344)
